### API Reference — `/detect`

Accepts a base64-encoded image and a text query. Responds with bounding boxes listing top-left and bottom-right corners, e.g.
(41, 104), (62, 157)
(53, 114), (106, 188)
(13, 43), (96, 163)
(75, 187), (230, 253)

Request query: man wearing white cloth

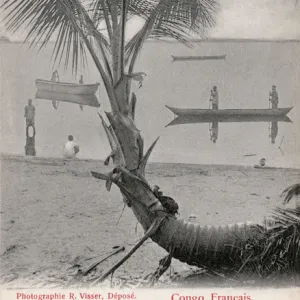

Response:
(63, 135), (80, 159)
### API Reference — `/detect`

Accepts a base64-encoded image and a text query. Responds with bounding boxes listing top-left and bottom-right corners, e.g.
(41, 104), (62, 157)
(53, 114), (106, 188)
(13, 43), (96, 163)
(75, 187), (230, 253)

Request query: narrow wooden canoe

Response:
(35, 90), (100, 107)
(171, 55), (226, 62)
(166, 105), (293, 117)
(35, 79), (100, 95)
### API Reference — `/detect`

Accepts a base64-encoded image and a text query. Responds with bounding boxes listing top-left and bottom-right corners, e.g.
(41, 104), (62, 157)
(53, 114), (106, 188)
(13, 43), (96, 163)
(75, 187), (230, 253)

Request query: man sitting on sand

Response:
(63, 135), (80, 159)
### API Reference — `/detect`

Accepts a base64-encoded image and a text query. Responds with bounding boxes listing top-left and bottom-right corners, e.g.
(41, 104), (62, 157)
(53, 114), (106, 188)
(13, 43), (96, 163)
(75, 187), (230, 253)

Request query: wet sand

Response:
(1, 154), (299, 288)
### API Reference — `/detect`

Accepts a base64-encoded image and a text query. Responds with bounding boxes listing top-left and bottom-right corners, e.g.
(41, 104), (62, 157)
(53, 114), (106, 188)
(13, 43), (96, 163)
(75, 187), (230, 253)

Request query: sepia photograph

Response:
(0, 0), (300, 299)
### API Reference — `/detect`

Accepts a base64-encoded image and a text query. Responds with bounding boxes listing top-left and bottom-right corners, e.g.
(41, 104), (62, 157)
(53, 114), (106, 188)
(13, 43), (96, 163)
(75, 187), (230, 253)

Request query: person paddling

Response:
(269, 85), (279, 109)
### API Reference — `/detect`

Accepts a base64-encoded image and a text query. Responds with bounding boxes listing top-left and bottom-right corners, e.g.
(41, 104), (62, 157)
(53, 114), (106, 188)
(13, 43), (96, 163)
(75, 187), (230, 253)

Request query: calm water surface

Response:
(1, 41), (299, 167)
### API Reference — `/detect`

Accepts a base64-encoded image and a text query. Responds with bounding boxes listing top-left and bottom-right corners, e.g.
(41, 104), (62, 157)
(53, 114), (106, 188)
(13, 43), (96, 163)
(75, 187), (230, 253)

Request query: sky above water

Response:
(1, 0), (300, 41)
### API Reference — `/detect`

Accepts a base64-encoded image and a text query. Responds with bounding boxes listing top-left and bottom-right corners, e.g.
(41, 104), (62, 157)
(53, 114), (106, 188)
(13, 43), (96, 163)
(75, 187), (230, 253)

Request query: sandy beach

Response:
(1, 153), (299, 288)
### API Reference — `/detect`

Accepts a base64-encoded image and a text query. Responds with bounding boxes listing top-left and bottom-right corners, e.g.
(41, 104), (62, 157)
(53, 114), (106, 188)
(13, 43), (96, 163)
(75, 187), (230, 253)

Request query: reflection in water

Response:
(270, 122), (278, 144)
(25, 125), (36, 156)
(208, 121), (278, 144)
(210, 121), (219, 143)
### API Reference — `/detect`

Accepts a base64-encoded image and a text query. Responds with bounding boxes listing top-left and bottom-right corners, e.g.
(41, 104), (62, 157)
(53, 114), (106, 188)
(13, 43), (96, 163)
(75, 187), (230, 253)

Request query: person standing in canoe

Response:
(63, 135), (80, 159)
(210, 86), (219, 110)
(79, 75), (84, 111)
(51, 70), (60, 110)
(269, 85), (279, 109)
(51, 70), (59, 81)
(24, 99), (35, 131)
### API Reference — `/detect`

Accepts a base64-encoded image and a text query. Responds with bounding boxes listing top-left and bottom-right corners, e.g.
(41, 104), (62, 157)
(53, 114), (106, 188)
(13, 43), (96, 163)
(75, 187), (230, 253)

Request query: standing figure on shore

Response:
(210, 86), (219, 110)
(269, 85), (279, 109)
(51, 70), (60, 110)
(24, 99), (35, 131)
(79, 75), (84, 111)
(63, 135), (80, 159)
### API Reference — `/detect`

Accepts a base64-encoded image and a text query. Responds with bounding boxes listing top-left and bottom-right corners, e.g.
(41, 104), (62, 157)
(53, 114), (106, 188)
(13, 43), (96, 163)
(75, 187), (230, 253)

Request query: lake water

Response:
(1, 40), (299, 168)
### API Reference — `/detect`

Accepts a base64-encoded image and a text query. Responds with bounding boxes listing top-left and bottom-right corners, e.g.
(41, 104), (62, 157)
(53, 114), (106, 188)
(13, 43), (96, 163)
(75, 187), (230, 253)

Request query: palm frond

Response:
(138, 0), (218, 38)
(241, 207), (300, 278)
(88, 0), (107, 26)
(89, 0), (154, 25)
(281, 183), (300, 204)
(89, 0), (218, 70)
(125, 0), (218, 73)
(1, 0), (109, 74)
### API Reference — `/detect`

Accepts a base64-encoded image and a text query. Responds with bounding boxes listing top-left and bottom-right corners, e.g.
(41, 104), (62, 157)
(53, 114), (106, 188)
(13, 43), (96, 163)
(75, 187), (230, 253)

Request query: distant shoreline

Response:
(1, 152), (299, 171)
(1, 37), (300, 45)
(150, 38), (300, 43)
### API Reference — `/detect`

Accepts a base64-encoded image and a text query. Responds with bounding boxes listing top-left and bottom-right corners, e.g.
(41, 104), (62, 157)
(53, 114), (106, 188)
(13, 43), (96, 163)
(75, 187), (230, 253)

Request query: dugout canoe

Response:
(35, 79), (100, 95)
(165, 106), (293, 127)
(171, 55), (226, 62)
(35, 90), (100, 107)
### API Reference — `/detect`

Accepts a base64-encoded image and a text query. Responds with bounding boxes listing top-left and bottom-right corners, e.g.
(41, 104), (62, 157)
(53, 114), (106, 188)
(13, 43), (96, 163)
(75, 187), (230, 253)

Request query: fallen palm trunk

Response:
(150, 219), (262, 270)
(92, 168), (263, 274)
(92, 162), (300, 283)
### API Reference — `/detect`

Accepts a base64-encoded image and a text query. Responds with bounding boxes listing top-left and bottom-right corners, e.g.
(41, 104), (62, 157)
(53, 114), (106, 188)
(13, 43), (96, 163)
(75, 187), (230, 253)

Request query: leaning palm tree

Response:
(2, 0), (220, 276)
